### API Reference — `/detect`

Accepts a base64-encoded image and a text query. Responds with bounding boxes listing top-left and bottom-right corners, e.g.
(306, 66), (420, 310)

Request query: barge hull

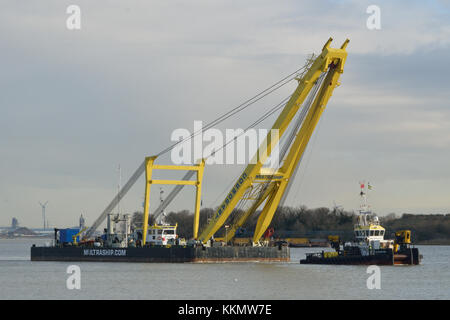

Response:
(31, 245), (289, 263)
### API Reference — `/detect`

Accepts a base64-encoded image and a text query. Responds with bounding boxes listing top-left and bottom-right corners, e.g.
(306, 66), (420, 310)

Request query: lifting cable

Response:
(203, 94), (292, 209)
(280, 71), (329, 207)
(227, 70), (329, 229)
(256, 72), (327, 197)
(203, 71), (327, 226)
(154, 75), (300, 224)
(87, 65), (310, 237)
(156, 65), (308, 158)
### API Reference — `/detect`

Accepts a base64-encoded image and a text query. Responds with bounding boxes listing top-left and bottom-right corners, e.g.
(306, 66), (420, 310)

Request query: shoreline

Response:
(0, 236), (53, 240)
(1, 237), (450, 246)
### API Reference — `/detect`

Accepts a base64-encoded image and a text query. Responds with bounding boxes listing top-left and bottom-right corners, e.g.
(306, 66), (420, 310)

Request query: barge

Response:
(30, 214), (289, 263)
(31, 244), (289, 263)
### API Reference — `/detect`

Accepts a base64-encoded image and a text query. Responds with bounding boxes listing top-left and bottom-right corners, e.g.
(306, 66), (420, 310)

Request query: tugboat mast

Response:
(359, 181), (370, 214)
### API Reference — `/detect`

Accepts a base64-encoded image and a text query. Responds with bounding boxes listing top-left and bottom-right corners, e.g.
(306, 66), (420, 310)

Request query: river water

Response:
(0, 238), (448, 300)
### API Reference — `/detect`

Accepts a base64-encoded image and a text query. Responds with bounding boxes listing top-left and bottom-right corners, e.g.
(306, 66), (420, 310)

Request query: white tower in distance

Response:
(39, 201), (48, 230)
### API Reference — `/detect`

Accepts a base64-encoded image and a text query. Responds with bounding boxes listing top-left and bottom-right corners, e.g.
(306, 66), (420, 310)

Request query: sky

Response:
(1, 0), (450, 229)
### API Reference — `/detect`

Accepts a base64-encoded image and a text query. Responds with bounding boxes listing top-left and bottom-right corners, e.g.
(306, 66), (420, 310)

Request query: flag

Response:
(360, 183), (365, 189)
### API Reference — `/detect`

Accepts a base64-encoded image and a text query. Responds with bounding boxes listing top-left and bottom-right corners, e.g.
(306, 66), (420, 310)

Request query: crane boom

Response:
(198, 38), (349, 244)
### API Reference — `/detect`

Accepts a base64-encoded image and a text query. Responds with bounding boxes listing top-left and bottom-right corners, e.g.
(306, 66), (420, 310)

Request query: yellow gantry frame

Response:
(198, 38), (349, 244)
(142, 156), (205, 244)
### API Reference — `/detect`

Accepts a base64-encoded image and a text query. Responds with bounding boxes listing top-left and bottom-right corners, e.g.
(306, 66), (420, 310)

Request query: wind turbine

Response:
(332, 200), (343, 213)
(39, 201), (48, 230)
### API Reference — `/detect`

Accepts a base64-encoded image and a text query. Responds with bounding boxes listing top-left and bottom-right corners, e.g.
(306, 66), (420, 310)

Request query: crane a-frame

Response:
(197, 38), (349, 245)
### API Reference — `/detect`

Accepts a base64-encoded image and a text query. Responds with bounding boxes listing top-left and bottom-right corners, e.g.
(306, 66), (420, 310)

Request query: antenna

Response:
(158, 187), (166, 224)
(39, 201), (48, 230)
(358, 180), (371, 214)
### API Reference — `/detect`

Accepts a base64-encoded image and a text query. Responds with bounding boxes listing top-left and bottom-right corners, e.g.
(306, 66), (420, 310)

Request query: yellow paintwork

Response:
(72, 227), (88, 245)
(355, 225), (385, 230)
(224, 183), (276, 242)
(232, 237), (252, 245)
(324, 251), (339, 258)
(142, 156), (205, 243)
(198, 38), (349, 244)
(354, 224), (385, 232)
(395, 230), (411, 244)
(328, 235), (340, 242)
(285, 238), (309, 244)
(148, 224), (177, 230)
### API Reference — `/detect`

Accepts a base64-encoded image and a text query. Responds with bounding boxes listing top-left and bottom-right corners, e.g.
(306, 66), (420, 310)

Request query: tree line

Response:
(131, 206), (450, 244)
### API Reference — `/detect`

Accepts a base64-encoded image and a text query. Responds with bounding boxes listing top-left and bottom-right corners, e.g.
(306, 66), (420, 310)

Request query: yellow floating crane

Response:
(197, 38), (349, 245)
(85, 38), (349, 247)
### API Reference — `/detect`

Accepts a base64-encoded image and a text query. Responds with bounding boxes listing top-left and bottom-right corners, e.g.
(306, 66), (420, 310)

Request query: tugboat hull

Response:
(300, 248), (420, 265)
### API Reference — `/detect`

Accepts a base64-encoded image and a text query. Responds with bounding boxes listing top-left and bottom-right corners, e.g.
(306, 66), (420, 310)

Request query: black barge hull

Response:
(31, 245), (290, 263)
(300, 248), (420, 265)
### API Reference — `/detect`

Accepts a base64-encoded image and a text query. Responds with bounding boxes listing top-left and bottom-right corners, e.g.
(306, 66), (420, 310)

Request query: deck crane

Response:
(197, 38), (349, 245)
(85, 38), (349, 245)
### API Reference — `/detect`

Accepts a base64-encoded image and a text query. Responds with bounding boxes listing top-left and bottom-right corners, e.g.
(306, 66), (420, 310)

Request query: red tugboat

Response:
(301, 183), (421, 265)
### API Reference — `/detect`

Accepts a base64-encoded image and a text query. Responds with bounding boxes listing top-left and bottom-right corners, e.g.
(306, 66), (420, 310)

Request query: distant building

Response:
(11, 217), (18, 230)
(79, 214), (85, 229)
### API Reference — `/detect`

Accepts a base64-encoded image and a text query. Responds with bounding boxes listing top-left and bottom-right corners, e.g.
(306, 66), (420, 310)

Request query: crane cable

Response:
(200, 95), (293, 234)
(279, 71), (328, 206)
(254, 71), (327, 199)
(226, 70), (328, 230)
(204, 94), (292, 209)
(156, 65), (309, 158)
(151, 72), (302, 225)
(86, 63), (311, 237)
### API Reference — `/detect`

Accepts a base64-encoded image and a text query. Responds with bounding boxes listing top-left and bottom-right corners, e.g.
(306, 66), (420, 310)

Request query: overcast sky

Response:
(1, 1), (450, 229)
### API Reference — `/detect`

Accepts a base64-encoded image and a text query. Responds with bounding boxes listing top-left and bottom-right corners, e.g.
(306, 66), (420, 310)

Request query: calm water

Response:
(0, 238), (448, 300)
